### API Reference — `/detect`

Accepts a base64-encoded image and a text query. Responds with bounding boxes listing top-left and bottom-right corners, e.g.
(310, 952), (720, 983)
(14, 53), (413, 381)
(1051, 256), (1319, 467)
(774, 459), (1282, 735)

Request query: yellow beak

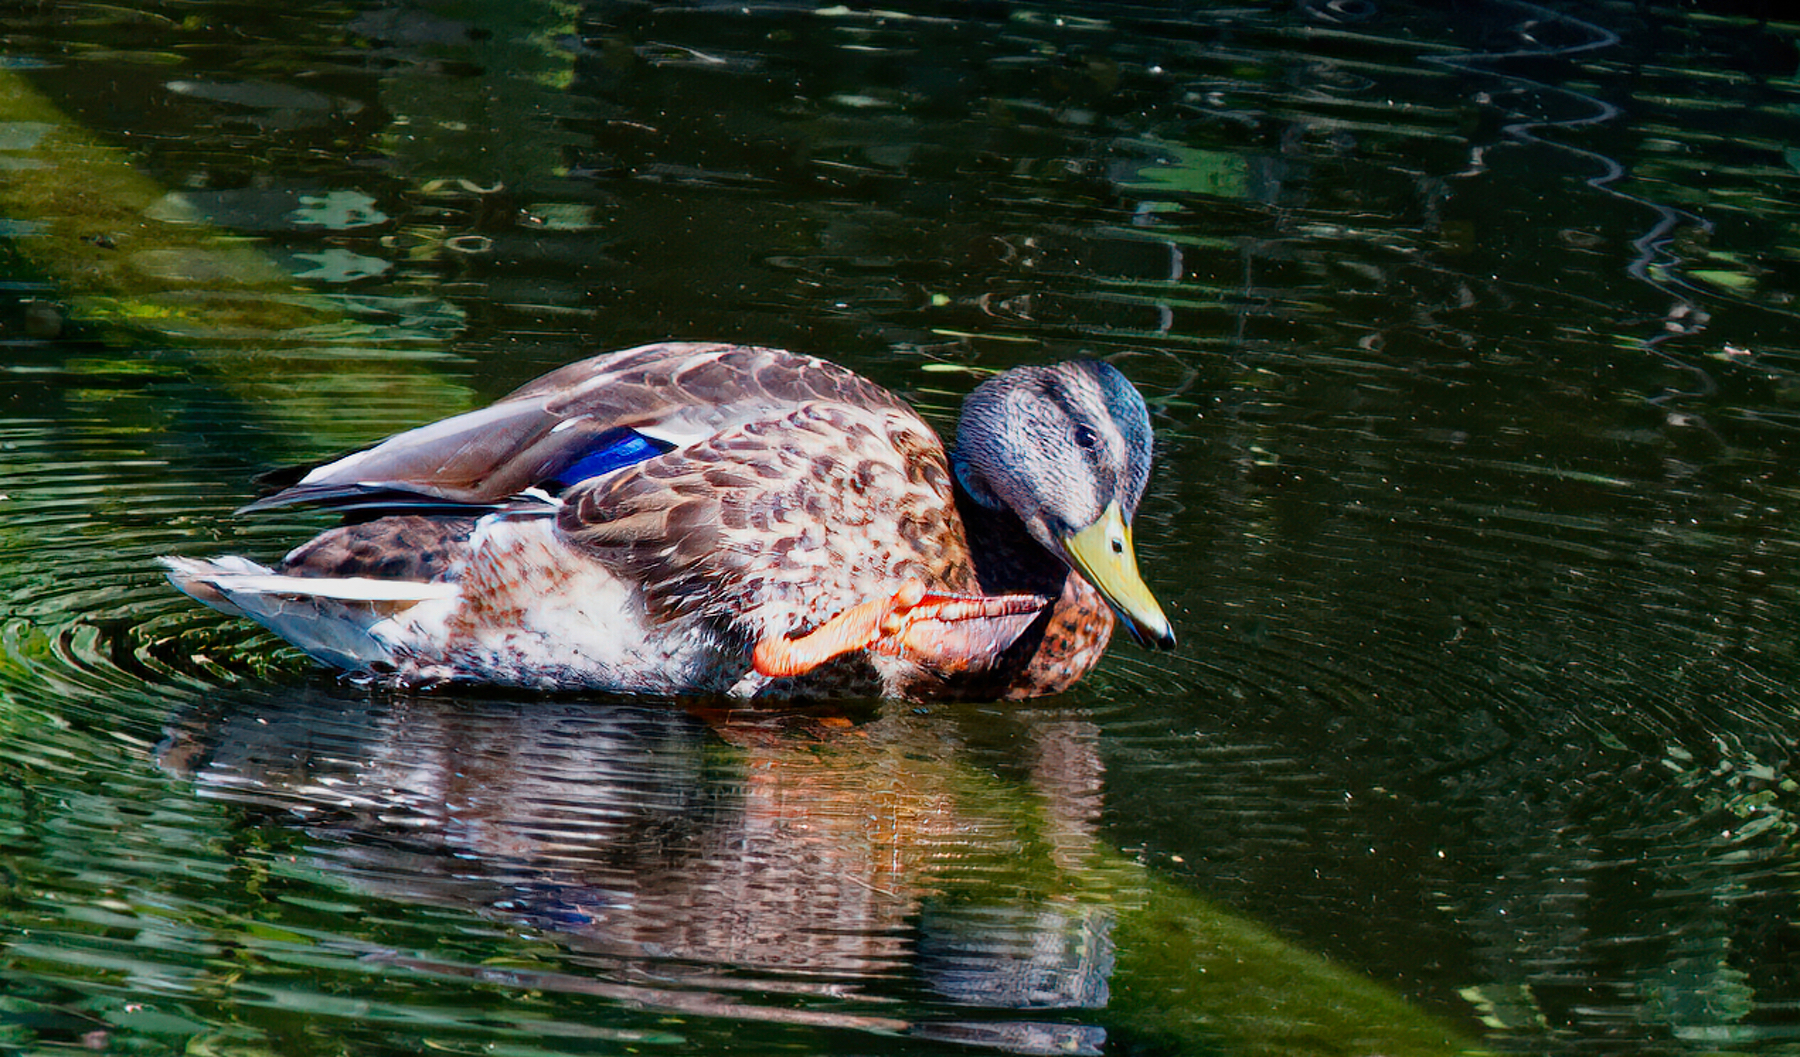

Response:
(1061, 502), (1176, 649)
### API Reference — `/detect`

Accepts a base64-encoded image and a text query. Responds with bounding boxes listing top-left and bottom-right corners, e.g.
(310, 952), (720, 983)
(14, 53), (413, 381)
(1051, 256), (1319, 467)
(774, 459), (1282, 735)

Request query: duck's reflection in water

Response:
(158, 689), (1125, 1055)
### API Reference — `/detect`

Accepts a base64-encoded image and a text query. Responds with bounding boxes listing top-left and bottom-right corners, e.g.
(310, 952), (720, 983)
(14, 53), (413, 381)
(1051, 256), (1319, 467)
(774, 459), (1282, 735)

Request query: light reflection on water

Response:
(3, 0), (1800, 1054)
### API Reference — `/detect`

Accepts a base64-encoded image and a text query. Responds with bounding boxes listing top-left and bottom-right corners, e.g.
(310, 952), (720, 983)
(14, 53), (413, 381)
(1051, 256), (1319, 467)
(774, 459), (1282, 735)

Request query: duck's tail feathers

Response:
(160, 556), (455, 671)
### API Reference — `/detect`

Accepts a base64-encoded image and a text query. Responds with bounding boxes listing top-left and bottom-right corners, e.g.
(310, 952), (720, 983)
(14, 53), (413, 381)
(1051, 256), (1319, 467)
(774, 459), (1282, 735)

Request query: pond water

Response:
(4, 0), (1800, 1054)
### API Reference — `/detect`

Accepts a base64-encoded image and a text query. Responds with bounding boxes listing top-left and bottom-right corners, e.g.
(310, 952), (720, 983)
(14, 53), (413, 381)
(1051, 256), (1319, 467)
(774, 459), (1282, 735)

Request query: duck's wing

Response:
(245, 342), (909, 513)
(556, 400), (1048, 673)
(558, 401), (965, 628)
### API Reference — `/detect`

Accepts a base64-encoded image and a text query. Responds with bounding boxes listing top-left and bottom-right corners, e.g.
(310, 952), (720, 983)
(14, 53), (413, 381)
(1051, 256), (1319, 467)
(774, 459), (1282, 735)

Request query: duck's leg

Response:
(751, 579), (1048, 678)
(751, 579), (929, 678)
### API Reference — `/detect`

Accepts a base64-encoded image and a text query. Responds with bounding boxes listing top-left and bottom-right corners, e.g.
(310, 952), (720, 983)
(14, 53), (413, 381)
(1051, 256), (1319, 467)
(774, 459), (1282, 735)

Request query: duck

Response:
(162, 342), (1175, 700)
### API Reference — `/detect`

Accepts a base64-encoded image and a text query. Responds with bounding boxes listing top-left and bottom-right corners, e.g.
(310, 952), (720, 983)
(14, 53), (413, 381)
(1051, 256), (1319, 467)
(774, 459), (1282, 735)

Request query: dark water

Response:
(5, 0), (1800, 1054)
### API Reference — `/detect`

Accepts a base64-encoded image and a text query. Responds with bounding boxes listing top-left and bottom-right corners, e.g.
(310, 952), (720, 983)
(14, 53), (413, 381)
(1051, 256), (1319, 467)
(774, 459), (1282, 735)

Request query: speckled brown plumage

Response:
(282, 516), (476, 582)
(162, 342), (1172, 700)
(242, 343), (915, 512)
(558, 403), (977, 632)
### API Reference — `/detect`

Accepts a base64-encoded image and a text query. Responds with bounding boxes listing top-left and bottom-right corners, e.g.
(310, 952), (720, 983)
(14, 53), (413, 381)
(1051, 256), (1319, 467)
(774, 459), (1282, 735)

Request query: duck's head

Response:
(951, 360), (1176, 650)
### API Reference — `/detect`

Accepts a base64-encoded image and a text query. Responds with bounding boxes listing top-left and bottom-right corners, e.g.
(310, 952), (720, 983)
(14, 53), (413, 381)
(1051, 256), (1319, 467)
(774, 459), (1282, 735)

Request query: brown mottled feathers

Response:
(249, 343), (911, 510)
(557, 402), (979, 640)
(219, 342), (1145, 699)
(282, 516), (477, 581)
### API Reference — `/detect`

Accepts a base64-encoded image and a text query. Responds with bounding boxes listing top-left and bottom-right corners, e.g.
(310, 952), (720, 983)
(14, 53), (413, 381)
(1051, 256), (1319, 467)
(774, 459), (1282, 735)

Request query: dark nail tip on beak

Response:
(1125, 622), (1177, 650)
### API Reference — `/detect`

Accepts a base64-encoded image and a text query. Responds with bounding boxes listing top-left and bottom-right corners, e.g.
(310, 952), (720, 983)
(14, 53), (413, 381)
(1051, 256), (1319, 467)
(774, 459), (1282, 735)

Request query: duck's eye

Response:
(1073, 424), (1100, 450)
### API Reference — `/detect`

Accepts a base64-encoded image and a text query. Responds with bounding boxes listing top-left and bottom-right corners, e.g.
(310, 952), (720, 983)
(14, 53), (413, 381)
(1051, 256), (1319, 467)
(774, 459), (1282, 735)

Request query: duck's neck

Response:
(951, 487), (1066, 598)
(950, 486), (1116, 698)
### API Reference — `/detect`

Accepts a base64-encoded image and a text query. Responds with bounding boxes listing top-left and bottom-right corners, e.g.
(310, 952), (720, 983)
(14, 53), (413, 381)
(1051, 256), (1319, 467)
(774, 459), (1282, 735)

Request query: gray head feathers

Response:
(951, 359), (1154, 553)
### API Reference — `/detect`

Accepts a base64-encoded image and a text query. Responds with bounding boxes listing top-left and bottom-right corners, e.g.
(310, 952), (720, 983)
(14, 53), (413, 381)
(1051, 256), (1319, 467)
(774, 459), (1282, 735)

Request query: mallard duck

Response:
(163, 342), (1174, 699)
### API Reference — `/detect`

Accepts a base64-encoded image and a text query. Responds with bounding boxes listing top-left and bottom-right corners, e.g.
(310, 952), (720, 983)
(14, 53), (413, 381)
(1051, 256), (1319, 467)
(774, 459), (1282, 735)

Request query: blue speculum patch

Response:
(549, 427), (675, 489)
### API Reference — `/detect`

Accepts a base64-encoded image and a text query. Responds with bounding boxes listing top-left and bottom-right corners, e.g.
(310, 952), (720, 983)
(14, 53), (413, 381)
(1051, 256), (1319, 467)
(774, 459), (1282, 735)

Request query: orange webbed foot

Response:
(751, 580), (1049, 679)
(752, 579), (929, 678)
(875, 591), (1049, 672)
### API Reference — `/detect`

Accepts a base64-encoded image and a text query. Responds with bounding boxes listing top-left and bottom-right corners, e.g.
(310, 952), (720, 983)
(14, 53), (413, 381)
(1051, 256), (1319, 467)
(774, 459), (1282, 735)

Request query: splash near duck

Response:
(163, 343), (1174, 699)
